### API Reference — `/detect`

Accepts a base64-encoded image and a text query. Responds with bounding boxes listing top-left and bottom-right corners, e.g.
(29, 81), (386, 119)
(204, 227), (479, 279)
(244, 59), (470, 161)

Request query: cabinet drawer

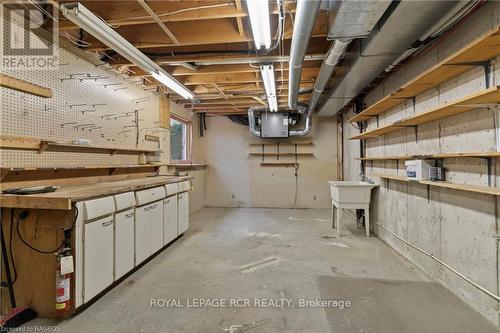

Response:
(165, 183), (179, 196)
(135, 187), (166, 206)
(114, 192), (136, 211)
(178, 181), (190, 192)
(82, 196), (115, 220)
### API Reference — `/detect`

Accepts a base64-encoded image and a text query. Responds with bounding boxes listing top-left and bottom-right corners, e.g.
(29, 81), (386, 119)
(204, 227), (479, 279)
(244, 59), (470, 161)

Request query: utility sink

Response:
(328, 181), (379, 205)
(328, 181), (379, 237)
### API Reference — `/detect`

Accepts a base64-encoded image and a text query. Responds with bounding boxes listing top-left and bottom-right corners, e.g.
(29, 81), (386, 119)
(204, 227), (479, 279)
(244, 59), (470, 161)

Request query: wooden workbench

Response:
(0, 175), (191, 210)
(0, 175), (190, 318)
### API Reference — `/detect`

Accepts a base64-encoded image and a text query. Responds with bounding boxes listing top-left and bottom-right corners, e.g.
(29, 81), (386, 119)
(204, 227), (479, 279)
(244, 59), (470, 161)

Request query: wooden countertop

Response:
(0, 176), (191, 210)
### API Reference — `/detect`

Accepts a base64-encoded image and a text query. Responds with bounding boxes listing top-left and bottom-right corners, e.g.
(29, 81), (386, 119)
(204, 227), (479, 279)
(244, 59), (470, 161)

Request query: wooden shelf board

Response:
(370, 173), (409, 182)
(249, 152), (313, 156)
(370, 174), (500, 196)
(0, 135), (156, 155)
(260, 163), (298, 167)
(46, 142), (155, 154)
(350, 27), (500, 122)
(249, 142), (313, 146)
(419, 180), (500, 196)
(351, 87), (500, 140)
(1, 164), (159, 173)
(357, 151), (500, 161)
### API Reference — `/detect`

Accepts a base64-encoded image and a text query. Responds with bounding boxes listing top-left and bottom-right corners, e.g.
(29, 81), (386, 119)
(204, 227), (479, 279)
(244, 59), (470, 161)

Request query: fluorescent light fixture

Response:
(151, 71), (193, 100)
(61, 2), (194, 100)
(246, 0), (271, 49)
(260, 64), (278, 111)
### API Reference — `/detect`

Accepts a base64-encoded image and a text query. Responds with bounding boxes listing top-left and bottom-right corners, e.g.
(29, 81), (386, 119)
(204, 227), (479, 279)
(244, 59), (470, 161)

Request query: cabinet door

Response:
(163, 196), (178, 245)
(149, 202), (163, 254)
(84, 216), (114, 302)
(115, 209), (135, 279)
(178, 192), (189, 235)
(135, 206), (151, 264)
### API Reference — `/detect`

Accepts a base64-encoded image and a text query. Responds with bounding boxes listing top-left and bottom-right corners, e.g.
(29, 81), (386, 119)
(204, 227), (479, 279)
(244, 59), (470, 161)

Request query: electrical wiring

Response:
(9, 211), (17, 285)
(64, 32), (91, 48)
(61, 3), (234, 25)
(16, 205), (78, 255)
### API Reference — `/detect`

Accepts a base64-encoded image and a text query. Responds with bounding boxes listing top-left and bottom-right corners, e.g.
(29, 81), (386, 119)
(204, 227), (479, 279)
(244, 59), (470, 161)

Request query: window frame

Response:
(169, 114), (192, 164)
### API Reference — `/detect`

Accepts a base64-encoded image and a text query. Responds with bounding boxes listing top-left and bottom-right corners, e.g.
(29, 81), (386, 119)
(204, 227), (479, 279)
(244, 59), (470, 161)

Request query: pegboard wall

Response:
(1, 15), (170, 168)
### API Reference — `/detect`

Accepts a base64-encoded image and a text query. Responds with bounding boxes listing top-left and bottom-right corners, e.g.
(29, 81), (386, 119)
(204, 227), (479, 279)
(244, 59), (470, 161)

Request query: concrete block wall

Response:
(342, 2), (500, 325)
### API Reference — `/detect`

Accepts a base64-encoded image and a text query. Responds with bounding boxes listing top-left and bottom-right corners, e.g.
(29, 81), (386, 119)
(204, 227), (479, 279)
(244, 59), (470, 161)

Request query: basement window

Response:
(170, 116), (191, 163)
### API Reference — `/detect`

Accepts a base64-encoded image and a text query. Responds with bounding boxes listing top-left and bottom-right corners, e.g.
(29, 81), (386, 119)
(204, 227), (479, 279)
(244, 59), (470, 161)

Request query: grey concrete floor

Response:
(24, 207), (497, 332)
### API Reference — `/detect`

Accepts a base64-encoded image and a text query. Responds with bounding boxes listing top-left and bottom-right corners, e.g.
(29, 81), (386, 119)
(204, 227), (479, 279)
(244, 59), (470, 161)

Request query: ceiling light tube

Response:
(246, 0), (271, 49)
(260, 64), (277, 111)
(61, 2), (194, 100)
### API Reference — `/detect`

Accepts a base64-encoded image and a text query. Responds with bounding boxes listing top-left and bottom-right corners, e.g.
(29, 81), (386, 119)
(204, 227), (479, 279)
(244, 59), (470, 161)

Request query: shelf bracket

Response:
(366, 114), (380, 127)
(445, 60), (493, 88)
(38, 141), (49, 154)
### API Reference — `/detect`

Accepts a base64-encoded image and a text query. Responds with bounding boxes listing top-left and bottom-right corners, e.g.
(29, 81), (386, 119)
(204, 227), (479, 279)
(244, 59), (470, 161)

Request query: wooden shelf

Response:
(350, 27), (500, 122)
(370, 173), (500, 196)
(249, 142), (313, 146)
(0, 135), (156, 155)
(260, 163), (298, 167)
(370, 173), (409, 182)
(351, 87), (500, 140)
(249, 152), (313, 156)
(357, 151), (500, 161)
(0, 164), (160, 182)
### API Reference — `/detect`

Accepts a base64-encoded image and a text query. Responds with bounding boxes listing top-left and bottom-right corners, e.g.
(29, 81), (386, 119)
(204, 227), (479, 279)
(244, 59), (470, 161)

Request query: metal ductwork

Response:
(287, 0), (322, 110)
(247, 107), (261, 137)
(317, 0), (468, 116)
(285, 0), (390, 137)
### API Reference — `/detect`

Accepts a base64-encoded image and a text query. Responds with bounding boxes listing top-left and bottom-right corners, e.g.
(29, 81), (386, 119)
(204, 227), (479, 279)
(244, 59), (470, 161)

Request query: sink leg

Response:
(331, 203), (335, 229)
(336, 208), (342, 237)
(364, 208), (370, 237)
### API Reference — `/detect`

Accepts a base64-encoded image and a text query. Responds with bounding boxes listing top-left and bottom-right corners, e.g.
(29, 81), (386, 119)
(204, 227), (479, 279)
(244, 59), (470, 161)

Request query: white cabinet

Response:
(163, 196), (178, 245)
(83, 216), (114, 302)
(135, 205), (151, 265)
(178, 192), (189, 235)
(135, 201), (163, 263)
(135, 187), (166, 264)
(114, 209), (135, 279)
(149, 202), (164, 254)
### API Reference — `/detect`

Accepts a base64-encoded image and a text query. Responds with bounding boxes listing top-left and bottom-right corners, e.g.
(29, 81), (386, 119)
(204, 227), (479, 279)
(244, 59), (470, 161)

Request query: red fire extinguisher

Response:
(55, 248), (71, 318)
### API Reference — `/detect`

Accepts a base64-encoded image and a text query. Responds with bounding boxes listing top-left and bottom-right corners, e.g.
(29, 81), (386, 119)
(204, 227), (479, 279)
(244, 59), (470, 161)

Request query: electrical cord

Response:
(16, 204), (78, 254)
(9, 211), (17, 285)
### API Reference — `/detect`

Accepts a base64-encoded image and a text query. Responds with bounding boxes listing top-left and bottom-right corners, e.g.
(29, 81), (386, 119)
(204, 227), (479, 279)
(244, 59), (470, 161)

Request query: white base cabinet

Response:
(178, 192), (189, 235)
(114, 209), (135, 279)
(149, 202), (164, 254)
(163, 196), (178, 245)
(83, 216), (114, 302)
(135, 201), (163, 263)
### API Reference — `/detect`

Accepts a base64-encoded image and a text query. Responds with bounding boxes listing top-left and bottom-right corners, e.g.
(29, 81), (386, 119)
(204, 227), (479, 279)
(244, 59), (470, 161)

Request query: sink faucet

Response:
(360, 174), (374, 184)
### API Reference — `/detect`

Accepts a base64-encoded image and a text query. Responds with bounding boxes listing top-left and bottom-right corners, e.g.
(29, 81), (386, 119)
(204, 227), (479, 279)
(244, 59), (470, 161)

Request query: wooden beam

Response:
(0, 73), (53, 98)
(234, 0), (245, 37)
(85, 11), (327, 50)
(136, 0), (180, 45)
(57, 1), (289, 31)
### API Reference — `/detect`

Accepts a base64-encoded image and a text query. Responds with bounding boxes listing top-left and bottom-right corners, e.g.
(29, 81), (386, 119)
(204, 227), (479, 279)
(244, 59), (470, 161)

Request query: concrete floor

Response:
(24, 207), (497, 332)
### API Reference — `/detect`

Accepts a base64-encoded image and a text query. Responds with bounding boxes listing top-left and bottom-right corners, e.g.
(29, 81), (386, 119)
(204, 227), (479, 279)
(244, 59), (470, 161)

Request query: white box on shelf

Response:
(405, 159), (434, 181)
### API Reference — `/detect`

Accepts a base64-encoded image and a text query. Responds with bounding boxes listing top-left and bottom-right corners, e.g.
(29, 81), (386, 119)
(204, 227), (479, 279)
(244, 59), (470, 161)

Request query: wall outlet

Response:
(232, 194), (236, 200)
(313, 195), (317, 201)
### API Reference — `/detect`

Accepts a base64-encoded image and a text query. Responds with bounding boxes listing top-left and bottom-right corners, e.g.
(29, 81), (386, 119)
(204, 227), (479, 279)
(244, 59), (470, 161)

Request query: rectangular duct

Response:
(327, 0), (391, 40)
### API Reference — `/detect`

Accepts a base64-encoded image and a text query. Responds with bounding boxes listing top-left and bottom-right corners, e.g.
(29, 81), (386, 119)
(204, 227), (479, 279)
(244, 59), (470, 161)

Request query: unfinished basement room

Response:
(1, 0), (500, 332)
